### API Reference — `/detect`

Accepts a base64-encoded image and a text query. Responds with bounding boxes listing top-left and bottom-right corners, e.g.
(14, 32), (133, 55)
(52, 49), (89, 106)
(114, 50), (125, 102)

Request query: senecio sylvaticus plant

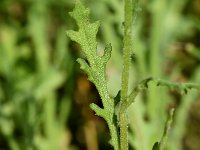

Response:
(66, 0), (200, 150)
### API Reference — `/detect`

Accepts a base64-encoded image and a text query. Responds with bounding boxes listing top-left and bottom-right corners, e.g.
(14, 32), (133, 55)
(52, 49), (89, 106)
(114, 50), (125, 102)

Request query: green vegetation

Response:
(66, 1), (200, 150)
(0, 0), (200, 149)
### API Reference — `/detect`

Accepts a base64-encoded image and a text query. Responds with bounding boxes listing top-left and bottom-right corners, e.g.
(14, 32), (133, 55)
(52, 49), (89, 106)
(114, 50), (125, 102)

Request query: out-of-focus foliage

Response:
(0, 0), (74, 149)
(0, 0), (200, 150)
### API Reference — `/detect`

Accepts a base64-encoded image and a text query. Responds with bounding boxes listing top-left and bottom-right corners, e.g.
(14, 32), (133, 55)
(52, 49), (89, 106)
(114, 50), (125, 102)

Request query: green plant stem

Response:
(119, 111), (128, 150)
(107, 121), (120, 150)
(119, 76), (199, 150)
(120, 0), (133, 149)
(123, 77), (200, 111)
(158, 108), (175, 150)
(121, 0), (133, 101)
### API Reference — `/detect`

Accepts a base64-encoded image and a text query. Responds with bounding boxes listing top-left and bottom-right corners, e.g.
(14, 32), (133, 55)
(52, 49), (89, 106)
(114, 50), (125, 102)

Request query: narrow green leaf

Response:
(90, 103), (106, 118)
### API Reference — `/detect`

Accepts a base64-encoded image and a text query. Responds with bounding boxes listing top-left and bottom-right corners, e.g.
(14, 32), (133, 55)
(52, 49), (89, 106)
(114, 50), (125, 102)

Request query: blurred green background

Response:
(0, 0), (200, 150)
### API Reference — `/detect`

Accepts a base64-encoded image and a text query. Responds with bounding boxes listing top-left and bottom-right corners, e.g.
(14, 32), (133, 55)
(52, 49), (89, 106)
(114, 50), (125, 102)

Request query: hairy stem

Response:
(119, 111), (128, 150)
(107, 122), (120, 150)
(120, 0), (133, 149)
(121, 0), (133, 101)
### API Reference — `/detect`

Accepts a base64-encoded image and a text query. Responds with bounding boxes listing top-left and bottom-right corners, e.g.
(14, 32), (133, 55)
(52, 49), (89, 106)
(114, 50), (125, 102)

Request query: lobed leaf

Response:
(66, 2), (119, 149)
(66, 1), (100, 65)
